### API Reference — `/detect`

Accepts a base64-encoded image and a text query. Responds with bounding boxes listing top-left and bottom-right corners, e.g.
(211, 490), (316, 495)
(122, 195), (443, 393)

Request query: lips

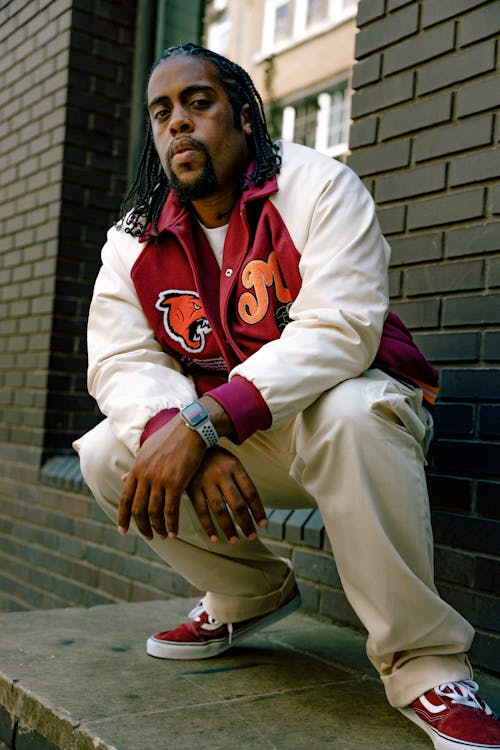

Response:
(169, 137), (201, 159)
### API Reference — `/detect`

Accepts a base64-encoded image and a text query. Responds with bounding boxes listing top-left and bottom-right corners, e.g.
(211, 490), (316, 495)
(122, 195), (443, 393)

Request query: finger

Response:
(164, 493), (181, 538)
(220, 479), (257, 539)
(131, 492), (154, 540)
(118, 474), (137, 533)
(148, 486), (168, 538)
(124, 478), (154, 540)
(234, 468), (267, 528)
(205, 491), (242, 543)
(188, 489), (219, 542)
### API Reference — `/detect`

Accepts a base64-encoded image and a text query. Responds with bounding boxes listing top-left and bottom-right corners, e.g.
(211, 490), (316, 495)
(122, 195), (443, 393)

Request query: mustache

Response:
(167, 136), (205, 161)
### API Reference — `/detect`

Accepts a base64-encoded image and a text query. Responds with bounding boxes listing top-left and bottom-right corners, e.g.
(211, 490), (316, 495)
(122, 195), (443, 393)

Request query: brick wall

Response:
(0, 0), (136, 466)
(45, 0), (136, 454)
(347, 0), (500, 671)
(0, 1), (138, 604)
(1, 0), (73, 475)
(0, 462), (192, 612)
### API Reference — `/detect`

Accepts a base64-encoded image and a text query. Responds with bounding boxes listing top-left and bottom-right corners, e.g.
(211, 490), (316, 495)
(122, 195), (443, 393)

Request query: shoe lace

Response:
(436, 680), (494, 716)
(188, 600), (205, 620)
(187, 600), (234, 645)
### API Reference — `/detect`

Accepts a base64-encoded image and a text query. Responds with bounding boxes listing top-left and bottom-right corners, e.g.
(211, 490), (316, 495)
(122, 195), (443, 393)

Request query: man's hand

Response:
(187, 446), (267, 543)
(118, 415), (206, 540)
(118, 397), (267, 542)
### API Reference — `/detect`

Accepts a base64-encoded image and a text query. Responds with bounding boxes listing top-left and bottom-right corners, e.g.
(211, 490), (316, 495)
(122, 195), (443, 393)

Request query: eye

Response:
(154, 108), (170, 121)
(189, 96), (211, 110)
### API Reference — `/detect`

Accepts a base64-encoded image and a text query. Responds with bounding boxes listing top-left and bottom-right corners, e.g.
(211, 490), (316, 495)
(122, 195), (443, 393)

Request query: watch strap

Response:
(198, 419), (219, 448)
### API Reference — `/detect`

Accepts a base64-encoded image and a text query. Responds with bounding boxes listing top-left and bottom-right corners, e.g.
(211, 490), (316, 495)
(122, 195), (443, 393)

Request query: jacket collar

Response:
(139, 161), (279, 242)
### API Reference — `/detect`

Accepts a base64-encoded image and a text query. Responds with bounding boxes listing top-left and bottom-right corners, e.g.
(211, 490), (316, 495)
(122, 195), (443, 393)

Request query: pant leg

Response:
(74, 419), (295, 622)
(75, 370), (475, 707)
(290, 368), (474, 707)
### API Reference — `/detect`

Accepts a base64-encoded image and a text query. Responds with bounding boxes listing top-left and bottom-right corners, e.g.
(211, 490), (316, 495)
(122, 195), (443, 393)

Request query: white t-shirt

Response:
(197, 222), (228, 269)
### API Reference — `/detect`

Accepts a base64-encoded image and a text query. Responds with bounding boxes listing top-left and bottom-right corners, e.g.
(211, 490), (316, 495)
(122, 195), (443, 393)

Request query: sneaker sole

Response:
(398, 707), (500, 749)
(146, 591), (301, 660)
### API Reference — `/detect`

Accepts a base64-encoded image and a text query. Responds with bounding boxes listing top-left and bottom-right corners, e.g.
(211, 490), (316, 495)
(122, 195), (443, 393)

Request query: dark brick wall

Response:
(1, 0), (73, 465)
(0, 0), (136, 463)
(45, 0), (136, 455)
(348, 0), (500, 672)
(0, 462), (193, 614)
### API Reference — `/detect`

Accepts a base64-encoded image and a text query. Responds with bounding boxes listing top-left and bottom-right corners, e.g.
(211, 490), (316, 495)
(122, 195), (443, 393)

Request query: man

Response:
(74, 43), (499, 749)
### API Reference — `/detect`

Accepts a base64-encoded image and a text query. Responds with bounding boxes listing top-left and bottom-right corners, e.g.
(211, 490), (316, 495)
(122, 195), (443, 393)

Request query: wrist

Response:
(199, 395), (236, 440)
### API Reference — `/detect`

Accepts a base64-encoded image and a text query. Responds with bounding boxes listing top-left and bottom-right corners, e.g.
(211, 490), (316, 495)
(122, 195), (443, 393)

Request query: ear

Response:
(240, 103), (252, 135)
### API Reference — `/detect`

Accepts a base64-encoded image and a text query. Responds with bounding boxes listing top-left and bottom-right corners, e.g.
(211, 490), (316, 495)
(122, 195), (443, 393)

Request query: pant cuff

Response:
(382, 653), (473, 708)
(204, 562), (297, 623)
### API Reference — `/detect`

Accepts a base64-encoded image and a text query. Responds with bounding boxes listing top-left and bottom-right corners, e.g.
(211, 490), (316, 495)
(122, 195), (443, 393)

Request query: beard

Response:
(166, 140), (218, 202)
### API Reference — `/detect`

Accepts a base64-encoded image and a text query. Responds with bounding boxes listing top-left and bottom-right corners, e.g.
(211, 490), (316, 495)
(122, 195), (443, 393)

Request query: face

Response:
(147, 55), (252, 203)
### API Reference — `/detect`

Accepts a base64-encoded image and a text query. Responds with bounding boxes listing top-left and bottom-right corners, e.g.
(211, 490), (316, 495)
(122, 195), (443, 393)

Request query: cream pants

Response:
(74, 369), (474, 707)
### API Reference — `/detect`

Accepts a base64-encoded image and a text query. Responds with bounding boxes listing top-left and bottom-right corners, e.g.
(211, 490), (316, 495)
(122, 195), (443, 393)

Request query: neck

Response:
(191, 188), (239, 228)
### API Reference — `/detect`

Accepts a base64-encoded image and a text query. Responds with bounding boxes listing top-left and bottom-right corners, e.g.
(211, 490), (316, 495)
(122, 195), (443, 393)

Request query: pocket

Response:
(364, 375), (428, 447)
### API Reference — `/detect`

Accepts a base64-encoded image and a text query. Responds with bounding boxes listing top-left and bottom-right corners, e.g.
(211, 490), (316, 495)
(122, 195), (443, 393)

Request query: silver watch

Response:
(180, 401), (219, 448)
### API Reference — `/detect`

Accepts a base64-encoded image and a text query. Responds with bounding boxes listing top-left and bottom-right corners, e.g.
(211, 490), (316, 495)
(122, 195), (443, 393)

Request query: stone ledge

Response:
(41, 455), (90, 495)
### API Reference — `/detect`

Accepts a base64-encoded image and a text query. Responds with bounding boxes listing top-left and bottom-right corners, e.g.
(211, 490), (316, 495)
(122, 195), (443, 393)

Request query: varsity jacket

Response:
(87, 140), (438, 455)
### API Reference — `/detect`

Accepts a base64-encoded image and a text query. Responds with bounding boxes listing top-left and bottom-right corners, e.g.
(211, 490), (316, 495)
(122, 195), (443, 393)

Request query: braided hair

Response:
(120, 42), (281, 237)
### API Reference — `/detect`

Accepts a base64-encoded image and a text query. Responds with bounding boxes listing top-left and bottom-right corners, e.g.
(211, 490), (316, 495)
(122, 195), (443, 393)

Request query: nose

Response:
(169, 104), (193, 136)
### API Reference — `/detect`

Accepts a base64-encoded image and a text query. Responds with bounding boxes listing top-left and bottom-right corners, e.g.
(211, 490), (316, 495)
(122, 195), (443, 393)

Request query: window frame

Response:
(261, 0), (357, 56)
(204, 0), (230, 56)
(279, 76), (351, 158)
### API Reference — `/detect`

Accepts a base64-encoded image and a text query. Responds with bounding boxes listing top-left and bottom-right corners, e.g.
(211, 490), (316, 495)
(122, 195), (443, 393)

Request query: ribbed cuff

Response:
(140, 408), (179, 445)
(208, 375), (272, 444)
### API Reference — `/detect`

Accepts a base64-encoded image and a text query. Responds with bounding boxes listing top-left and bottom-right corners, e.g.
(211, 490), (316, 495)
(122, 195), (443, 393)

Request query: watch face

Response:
(183, 402), (207, 426)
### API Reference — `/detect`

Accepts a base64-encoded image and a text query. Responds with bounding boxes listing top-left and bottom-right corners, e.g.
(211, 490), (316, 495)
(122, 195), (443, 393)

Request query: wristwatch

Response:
(180, 401), (219, 448)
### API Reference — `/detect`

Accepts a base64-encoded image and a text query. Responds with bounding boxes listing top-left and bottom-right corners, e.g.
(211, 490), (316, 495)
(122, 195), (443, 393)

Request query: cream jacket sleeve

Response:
(230, 140), (391, 427)
(87, 226), (197, 455)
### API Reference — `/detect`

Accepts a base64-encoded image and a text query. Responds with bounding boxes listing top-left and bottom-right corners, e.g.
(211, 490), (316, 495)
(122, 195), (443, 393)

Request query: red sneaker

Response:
(399, 680), (500, 749)
(146, 589), (301, 659)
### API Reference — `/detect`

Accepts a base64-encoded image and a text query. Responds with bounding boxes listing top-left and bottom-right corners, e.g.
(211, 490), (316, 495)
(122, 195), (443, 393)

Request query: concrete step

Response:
(0, 599), (498, 750)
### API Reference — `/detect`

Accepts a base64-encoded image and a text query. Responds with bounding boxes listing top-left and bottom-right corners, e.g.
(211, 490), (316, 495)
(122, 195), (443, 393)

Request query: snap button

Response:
(225, 268), (233, 277)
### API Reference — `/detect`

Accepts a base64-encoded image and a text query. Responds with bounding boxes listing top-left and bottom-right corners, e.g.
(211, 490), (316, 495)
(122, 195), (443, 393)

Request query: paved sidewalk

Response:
(0, 598), (498, 750)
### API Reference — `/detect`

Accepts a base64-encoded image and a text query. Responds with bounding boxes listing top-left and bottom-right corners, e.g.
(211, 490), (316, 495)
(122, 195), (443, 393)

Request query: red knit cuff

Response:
(140, 408), (179, 445)
(207, 375), (272, 444)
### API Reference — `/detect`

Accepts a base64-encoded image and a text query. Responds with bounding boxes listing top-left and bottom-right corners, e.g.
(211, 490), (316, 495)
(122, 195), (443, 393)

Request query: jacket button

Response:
(225, 268), (233, 277)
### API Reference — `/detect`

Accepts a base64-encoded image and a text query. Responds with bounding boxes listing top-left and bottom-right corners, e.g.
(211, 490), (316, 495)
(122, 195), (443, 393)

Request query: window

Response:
(262, 0), (357, 54)
(280, 80), (350, 157)
(307, 0), (329, 26)
(205, 0), (230, 56)
(275, 1), (295, 43)
(282, 97), (318, 149)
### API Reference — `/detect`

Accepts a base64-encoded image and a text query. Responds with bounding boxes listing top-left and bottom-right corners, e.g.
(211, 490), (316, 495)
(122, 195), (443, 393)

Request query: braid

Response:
(118, 43), (281, 237)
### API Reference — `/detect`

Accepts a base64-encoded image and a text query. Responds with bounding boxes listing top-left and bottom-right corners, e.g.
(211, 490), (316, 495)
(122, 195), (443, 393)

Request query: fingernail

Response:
(258, 519), (268, 528)
(118, 526), (127, 535)
(229, 536), (238, 544)
(247, 532), (257, 541)
(167, 532), (177, 539)
(210, 535), (218, 542)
